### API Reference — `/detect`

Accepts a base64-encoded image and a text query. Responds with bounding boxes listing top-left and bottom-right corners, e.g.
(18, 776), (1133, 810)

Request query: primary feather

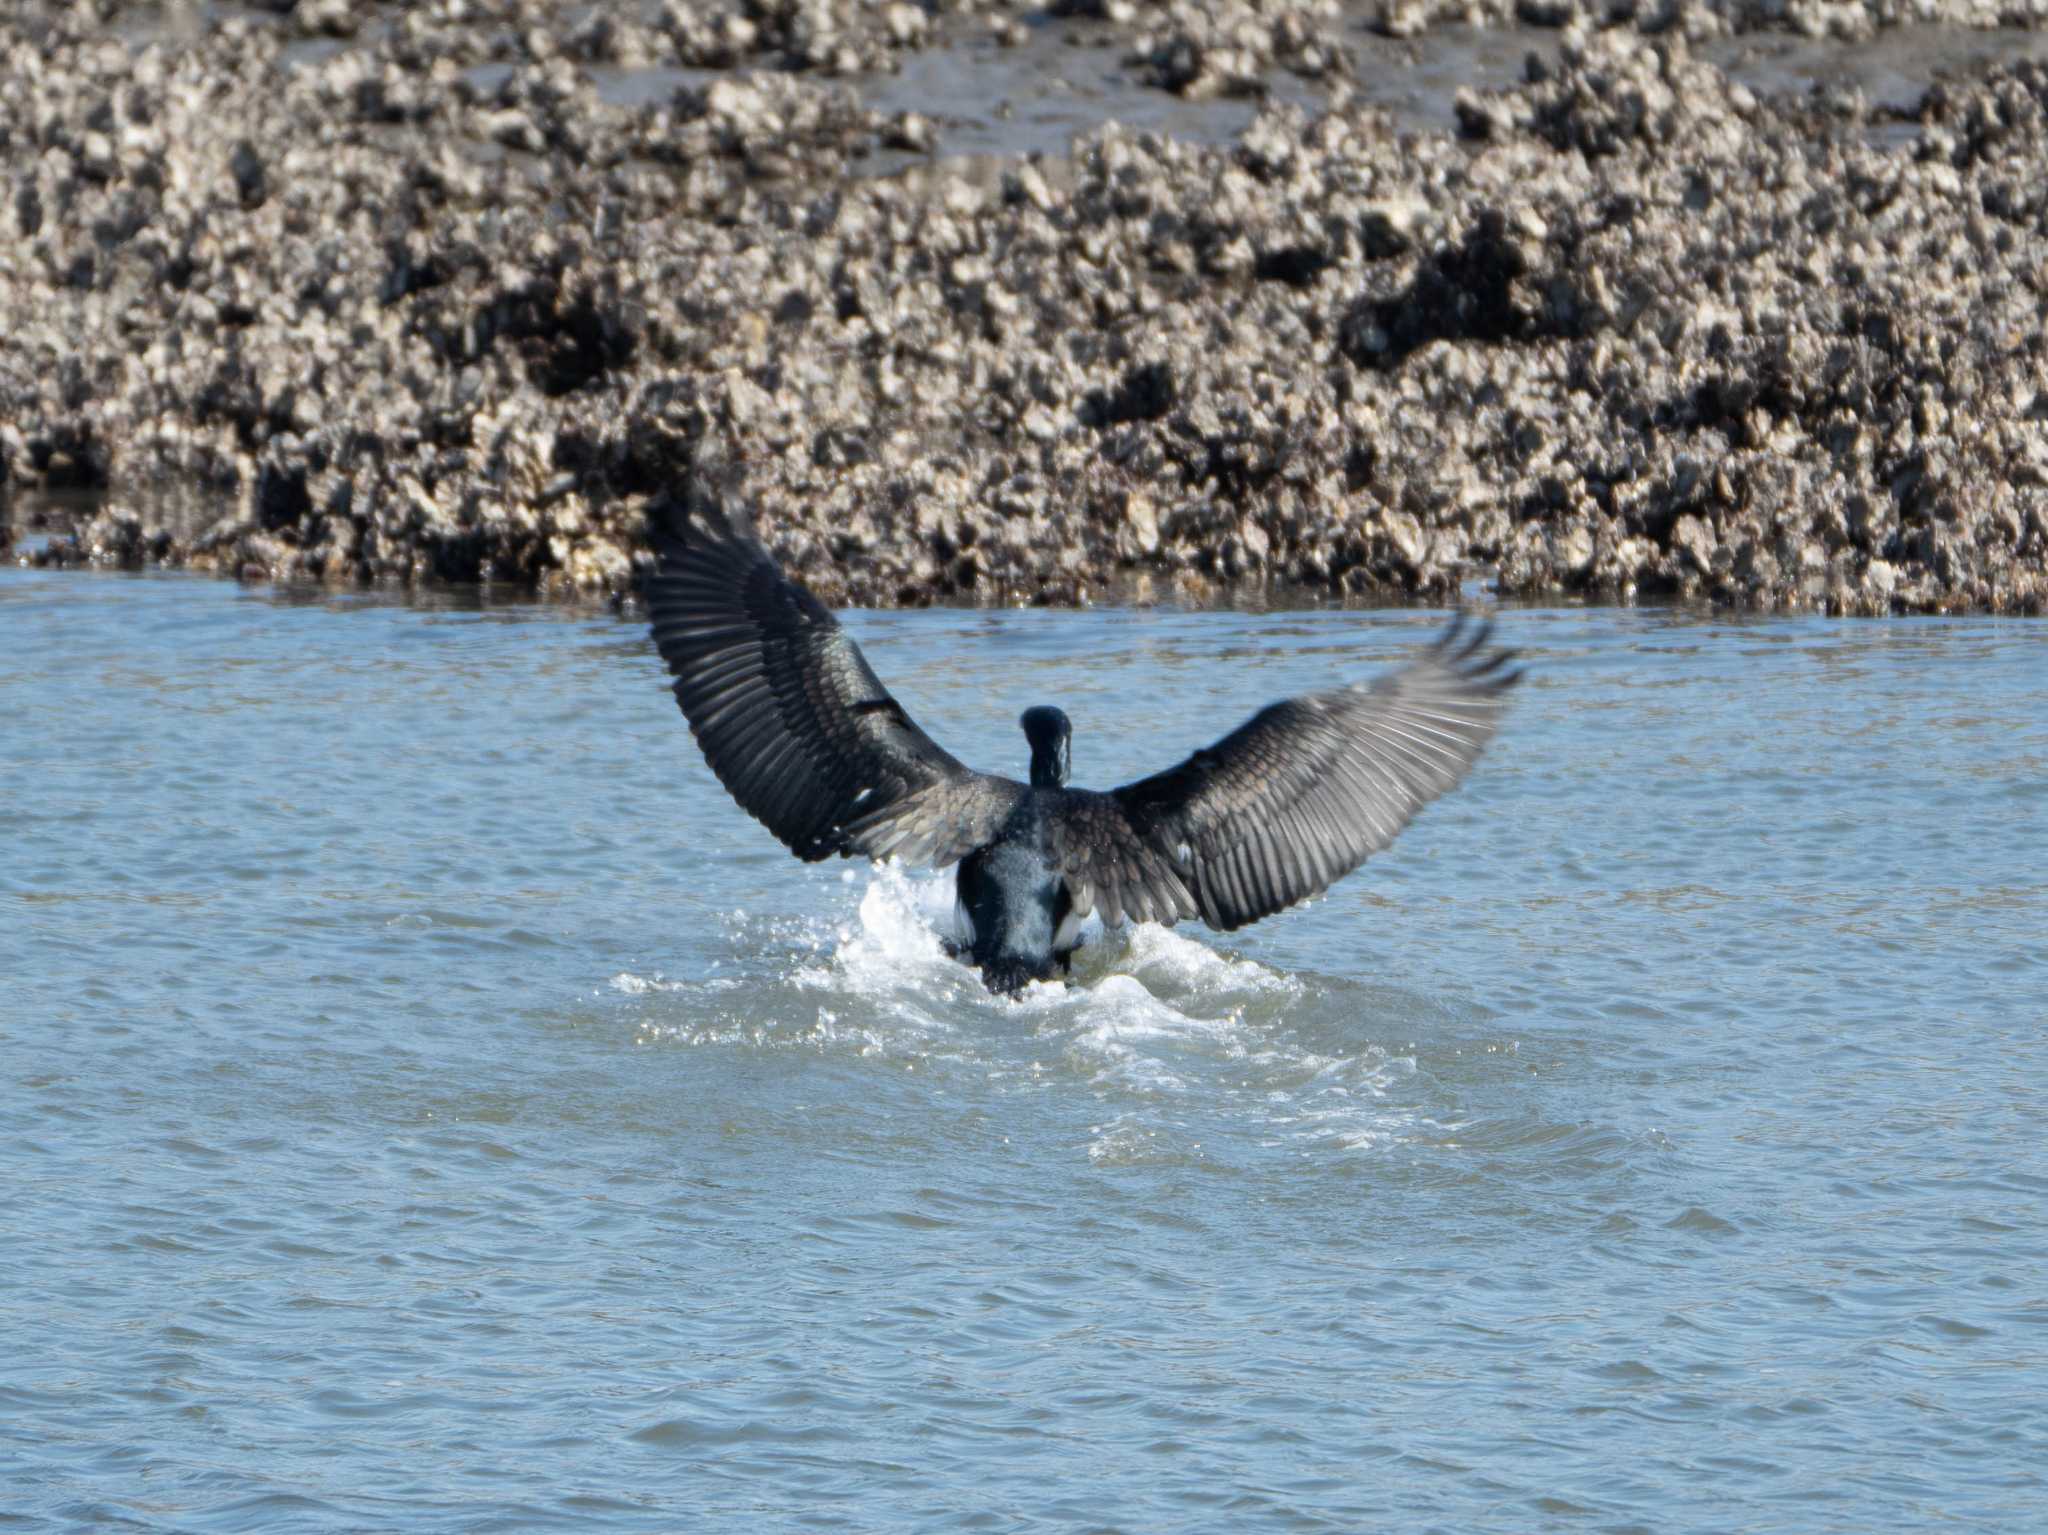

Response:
(643, 493), (1022, 867)
(1076, 612), (1519, 931)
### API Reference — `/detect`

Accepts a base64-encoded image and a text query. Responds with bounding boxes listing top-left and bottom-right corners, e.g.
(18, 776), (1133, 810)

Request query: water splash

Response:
(614, 865), (1449, 1156)
(792, 862), (965, 994)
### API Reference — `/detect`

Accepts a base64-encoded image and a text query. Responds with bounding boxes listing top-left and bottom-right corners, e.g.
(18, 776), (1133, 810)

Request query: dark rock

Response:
(229, 141), (267, 209)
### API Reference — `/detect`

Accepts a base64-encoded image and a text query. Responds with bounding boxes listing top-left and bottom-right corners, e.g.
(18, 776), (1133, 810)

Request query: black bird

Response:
(643, 495), (1522, 995)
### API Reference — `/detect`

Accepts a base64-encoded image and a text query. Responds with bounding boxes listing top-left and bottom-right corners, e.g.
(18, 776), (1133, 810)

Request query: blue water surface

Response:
(1, 566), (2044, 1532)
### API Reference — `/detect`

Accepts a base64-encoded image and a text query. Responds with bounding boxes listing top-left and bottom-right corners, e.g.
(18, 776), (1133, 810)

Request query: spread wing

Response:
(1048, 615), (1521, 932)
(642, 494), (1022, 866)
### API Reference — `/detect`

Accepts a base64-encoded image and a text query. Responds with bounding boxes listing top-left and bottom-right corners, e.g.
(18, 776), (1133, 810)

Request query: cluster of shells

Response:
(2, 0), (2045, 613)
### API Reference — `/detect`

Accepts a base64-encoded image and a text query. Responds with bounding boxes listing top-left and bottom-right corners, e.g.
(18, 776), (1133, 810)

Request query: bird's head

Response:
(1020, 706), (1071, 789)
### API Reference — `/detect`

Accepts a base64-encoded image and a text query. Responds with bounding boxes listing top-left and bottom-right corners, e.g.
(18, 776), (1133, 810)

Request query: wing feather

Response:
(643, 492), (1022, 866)
(1049, 613), (1521, 933)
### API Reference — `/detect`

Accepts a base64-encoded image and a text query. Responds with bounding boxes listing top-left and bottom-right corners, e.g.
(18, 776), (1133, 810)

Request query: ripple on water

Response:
(6, 582), (2047, 1533)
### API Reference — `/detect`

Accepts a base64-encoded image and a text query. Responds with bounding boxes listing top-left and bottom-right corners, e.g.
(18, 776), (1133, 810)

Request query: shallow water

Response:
(120, 4), (2048, 170)
(2, 569), (2045, 1531)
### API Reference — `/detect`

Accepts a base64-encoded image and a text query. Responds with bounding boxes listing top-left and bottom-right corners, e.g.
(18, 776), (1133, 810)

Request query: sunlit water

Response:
(2, 568), (2044, 1532)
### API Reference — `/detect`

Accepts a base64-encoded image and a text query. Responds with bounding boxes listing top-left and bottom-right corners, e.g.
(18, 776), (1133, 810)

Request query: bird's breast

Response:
(956, 836), (1061, 960)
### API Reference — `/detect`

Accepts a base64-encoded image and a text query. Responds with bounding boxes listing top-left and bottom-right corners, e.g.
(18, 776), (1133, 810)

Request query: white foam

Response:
(792, 862), (963, 993)
(609, 971), (683, 995)
(619, 865), (1444, 1157)
(1106, 920), (1297, 1001)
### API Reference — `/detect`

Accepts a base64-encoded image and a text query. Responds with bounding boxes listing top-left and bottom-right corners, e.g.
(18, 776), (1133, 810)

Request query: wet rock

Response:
(228, 141), (268, 209)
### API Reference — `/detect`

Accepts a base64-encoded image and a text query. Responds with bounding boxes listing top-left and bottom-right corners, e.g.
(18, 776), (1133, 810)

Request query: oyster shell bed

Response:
(4, 1), (2046, 612)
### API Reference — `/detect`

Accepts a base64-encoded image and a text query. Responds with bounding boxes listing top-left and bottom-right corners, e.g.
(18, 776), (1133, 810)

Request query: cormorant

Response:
(643, 495), (1521, 995)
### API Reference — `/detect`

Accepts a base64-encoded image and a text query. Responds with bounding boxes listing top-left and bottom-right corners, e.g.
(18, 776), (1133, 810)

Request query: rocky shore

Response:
(3, 1), (2046, 613)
